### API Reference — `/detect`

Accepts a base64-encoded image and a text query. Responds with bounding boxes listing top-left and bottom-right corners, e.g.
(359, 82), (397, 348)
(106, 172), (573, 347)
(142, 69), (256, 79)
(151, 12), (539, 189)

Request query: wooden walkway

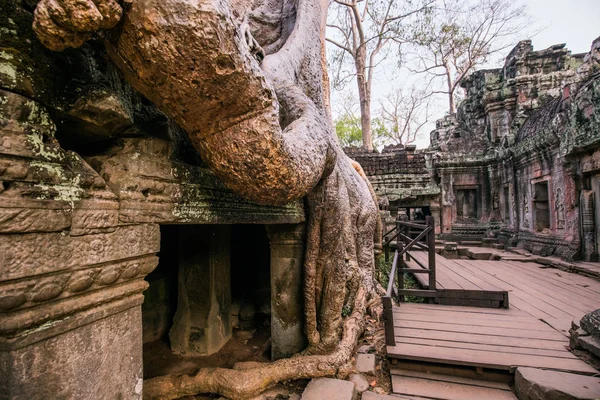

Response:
(387, 251), (600, 398)
(406, 251), (600, 335)
(388, 303), (598, 375)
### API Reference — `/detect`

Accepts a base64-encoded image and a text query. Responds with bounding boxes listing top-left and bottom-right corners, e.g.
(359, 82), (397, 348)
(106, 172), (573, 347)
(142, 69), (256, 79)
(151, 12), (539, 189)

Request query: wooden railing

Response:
(382, 216), (436, 346)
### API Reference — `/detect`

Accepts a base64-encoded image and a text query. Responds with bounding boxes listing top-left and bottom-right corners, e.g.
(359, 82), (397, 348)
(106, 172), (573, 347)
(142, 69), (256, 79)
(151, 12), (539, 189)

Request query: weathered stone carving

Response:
(555, 188), (565, 230)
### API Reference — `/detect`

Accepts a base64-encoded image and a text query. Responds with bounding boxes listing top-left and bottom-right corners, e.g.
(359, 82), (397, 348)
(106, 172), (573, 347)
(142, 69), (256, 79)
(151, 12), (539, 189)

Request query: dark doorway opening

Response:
(533, 181), (550, 232)
(456, 188), (478, 220)
(142, 224), (273, 380)
(231, 225), (271, 330)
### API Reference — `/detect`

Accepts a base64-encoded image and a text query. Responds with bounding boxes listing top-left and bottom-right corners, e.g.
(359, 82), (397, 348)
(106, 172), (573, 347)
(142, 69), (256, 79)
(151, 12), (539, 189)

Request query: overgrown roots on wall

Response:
(32, 0), (382, 398)
(142, 152), (382, 400)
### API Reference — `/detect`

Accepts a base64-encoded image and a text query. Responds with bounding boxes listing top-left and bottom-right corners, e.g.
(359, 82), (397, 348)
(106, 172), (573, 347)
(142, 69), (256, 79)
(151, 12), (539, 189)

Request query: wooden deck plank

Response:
(395, 309), (538, 323)
(472, 264), (591, 319)
(443, 260), (506, 292)
(458, 256), (600, 302)
(498, 261), (600, 312)
(387, 343), (598, 374)
(393, 320), (566, 341)
(391, 374), (518, 400)
(390, 369), (514, 391)
(392, 337), (578, 359)
(404, 257), (439, 289)
(494, 261), (600, 305)
(394, 327), (569, 350)
(386, 257), (600, 381)
(396, 303), (526, 315)
(393, 311), (550, 330)
(456, 260), (572, 320)
(396, 303), (530, 318)
(421, 253), (485, 290)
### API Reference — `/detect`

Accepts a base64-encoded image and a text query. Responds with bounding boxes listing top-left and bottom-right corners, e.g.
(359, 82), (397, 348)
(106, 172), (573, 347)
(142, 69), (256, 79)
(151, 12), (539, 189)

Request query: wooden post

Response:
(427, 216), (436, 292)
(382, 296), (395, 346)
(404, 226), (411, 262)
(397, 255), (405, 303)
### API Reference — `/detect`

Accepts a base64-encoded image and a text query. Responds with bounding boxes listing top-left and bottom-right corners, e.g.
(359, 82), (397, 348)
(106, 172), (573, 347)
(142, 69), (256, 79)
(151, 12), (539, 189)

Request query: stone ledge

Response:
(515, 367), (600, 400)
(0, 292), (144, 350)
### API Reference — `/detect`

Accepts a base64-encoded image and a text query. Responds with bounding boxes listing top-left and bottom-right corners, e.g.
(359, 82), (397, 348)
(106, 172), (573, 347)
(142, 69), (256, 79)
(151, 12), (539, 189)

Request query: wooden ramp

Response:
(391, 368), (517, 400)
(387, 303), (598, 375)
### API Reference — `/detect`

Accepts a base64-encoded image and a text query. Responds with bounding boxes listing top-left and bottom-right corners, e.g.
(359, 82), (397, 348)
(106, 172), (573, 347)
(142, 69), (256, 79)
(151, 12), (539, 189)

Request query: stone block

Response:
(266, 224), (306, 360)
(581, 309), (600, 340)
(572, 317), (582, 331)
(362, 392), (411, 400)
(301, 378), (357, 400)
(169, 225), (232, 356)
(0, 307), (144, 400)
(444, 242), (458, 251)
(579, 335), (600, 358)
(356, 353), (377, 374)
(240, 302), (257, 321)
(357, 344), (375, 353)
(515, 367), (600, 400)
(348, 373), (369, 392)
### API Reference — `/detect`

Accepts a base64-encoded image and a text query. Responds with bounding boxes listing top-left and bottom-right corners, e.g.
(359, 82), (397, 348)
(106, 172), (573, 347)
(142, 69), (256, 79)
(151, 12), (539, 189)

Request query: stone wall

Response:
(0, 1), (306, 398)
(428, 37), (600, 259)
(352, 38), (600, 259)
(344, 144), (440, 210)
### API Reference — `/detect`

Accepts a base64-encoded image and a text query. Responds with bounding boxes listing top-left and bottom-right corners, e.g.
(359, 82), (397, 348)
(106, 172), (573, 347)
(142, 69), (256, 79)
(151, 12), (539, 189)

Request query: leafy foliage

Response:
(335, 113), (364, 147)
(375, 254), (425, 303)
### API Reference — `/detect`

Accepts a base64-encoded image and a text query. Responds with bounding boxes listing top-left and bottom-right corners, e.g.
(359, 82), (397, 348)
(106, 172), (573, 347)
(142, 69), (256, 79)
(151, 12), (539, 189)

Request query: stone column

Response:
(169, 225), (232, 355)
(266, 224), (306, 360)
(429, 200), (442, 235)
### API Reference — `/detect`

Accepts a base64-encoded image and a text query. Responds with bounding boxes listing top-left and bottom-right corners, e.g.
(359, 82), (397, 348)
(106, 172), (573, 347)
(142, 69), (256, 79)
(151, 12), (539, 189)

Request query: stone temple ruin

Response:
(350, 37), (600, 262)
(1, 0), (600, 397)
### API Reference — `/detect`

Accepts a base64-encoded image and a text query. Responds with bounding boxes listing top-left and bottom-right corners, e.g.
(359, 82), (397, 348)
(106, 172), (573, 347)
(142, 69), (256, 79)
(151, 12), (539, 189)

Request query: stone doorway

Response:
(456, 188), (478, 220)
(140, 224), (261, 378)
(141, 223), (306, 379)
(533, 181), (550, 232)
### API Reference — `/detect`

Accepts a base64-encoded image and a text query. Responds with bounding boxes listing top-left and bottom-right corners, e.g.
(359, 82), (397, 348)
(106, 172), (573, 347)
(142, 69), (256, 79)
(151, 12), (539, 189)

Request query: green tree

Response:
(335, 114), (363, 147)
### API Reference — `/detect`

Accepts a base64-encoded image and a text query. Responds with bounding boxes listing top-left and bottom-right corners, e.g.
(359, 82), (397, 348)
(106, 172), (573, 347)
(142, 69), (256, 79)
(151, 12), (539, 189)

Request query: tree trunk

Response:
(446, 67), (456, 114)
(32, 0), (382, 399)
(356, 55), (373, 151)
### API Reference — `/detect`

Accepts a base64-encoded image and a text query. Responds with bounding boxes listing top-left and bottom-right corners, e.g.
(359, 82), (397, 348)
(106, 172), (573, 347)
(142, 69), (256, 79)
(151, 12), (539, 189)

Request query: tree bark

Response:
(446, 66), (456, 114)
(356, 56), (373, 151)
(32, 0), (382, 398)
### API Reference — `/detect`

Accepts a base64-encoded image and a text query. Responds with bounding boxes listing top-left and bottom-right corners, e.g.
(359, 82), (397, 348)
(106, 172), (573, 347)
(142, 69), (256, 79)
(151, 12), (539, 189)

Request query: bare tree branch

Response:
(404, 0), (533, 113)
(326, 0), (432, 150)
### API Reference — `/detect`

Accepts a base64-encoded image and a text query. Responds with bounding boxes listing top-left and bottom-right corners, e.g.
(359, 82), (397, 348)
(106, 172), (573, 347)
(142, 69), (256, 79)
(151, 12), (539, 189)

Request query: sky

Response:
(329, 0), (600, 149)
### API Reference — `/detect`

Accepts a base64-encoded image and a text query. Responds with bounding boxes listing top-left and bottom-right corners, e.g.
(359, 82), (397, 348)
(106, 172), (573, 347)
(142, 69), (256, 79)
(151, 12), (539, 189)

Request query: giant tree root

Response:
(143, 156), (381, 400)
(143, 287), (369, 400)
(31, 0), (383, 399)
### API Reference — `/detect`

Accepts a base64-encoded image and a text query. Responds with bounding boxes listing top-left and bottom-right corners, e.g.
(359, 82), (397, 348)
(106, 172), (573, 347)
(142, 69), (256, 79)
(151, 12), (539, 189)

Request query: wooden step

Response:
(391, 359), (513, 384)
(391, 368), (517, 400)
(387, 342), (598, 374)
